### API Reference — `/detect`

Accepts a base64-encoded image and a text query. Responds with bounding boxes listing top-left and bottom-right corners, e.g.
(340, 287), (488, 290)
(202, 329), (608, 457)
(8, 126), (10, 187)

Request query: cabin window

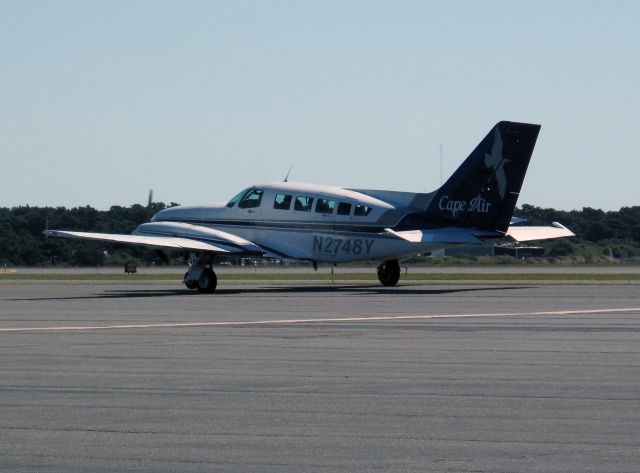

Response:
(226, 189), (246, 208)
(337, 202), (352, 215)
(294, 196), (314, 211)
(238, 188), (264, 209)
(354, 204), (372, 216)
(315, 198), (336, 214)
(273, 193), (292, 210)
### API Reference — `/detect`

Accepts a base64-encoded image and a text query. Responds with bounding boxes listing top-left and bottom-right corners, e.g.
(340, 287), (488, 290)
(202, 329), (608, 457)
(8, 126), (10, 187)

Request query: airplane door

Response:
(334, 201), (353, 235)
(315, 197), (341, 235)
(331, 204), (337, 236)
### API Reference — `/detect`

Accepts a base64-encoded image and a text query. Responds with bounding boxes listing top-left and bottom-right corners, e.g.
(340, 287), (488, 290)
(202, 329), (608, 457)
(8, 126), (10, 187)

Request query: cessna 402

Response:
(45, 121), (574, 293)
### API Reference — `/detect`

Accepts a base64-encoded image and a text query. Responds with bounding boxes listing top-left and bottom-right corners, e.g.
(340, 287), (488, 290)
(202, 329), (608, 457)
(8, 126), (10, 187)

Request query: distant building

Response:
(431, 245), (495, 257)
(494, 245), (544, 258)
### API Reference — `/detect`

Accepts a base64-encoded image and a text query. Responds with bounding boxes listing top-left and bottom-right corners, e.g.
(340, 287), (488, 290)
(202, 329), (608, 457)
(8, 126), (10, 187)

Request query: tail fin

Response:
(425, 121), (541, 233)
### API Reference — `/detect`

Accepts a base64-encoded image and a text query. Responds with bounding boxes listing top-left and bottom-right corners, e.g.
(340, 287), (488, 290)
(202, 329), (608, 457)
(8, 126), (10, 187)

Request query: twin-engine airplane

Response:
(45, 121), (574, 293)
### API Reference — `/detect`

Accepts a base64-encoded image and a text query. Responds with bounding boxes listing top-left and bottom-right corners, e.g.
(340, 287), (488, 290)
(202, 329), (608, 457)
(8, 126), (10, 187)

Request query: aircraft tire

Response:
(196, 268), (217, 293)
(377, 259), (401, 286)
(184, 271), (198, 290)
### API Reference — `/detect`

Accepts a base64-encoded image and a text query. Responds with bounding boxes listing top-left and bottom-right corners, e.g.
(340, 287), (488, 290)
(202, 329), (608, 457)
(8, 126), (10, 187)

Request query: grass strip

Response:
(1, 272), (640, 282)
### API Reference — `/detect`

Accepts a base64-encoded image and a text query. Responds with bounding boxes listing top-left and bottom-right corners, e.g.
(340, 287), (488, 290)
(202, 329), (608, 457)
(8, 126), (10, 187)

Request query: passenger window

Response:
(294, 196), (314, 211)
(315, 198), (336, 214)
(337, 202), (352, 215)
(354, 204), (372, 216)
(238, 189), (264, 209)
(274, 193), (292, 210)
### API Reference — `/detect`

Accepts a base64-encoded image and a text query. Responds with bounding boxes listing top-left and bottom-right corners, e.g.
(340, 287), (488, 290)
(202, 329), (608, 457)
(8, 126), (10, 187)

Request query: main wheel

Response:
(196, 267), (218, 293)
(377, 259), (401, 286)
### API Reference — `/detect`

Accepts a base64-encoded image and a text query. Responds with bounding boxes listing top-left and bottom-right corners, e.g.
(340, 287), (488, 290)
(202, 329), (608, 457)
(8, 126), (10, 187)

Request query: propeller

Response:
(147, 189), (154, 208)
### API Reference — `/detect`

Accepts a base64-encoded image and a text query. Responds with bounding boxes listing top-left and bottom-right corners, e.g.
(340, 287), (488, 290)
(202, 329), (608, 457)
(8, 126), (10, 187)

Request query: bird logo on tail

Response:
(483, 127), (510, 199)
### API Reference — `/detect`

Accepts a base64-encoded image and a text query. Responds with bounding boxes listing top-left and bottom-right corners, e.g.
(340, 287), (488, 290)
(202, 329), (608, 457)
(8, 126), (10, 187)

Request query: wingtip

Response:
(552, 221), (576, 237)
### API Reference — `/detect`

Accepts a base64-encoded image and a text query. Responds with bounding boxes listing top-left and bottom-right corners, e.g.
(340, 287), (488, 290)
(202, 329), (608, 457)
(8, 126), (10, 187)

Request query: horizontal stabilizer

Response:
(384, 228), (481, 244)
(506, 222), (575, 242)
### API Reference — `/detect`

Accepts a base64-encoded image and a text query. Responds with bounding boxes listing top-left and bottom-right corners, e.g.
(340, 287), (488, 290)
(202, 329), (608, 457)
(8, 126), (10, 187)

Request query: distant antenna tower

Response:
(440, 144), (443, 185)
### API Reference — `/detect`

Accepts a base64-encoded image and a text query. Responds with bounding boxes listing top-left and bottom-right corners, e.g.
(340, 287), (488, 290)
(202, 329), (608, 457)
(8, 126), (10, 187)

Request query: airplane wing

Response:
(506, 222), (575, 242)
(44, 221), (266, 255)
(43, 230), (234, 252)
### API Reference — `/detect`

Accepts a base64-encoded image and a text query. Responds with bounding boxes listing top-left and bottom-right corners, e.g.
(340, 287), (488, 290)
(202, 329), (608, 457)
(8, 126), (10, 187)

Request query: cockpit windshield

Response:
(238, 188), (264, 209)
(226, 189), (248, 208)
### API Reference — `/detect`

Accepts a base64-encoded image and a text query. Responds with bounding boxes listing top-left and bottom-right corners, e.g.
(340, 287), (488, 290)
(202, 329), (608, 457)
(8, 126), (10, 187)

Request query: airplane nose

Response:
(151, 208), (171, 221)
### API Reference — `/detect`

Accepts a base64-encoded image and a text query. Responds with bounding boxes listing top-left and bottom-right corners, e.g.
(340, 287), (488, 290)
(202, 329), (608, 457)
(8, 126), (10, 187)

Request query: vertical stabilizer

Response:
(425, 121), (541, 233)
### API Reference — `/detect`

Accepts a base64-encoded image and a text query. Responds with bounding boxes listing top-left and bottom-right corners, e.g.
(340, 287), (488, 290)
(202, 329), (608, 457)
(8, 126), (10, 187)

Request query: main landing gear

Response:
(183, 255), (401, 292)
(196, 267), (217, 293)
(184, 254), (217, 293)
(377, 259), (401, 286)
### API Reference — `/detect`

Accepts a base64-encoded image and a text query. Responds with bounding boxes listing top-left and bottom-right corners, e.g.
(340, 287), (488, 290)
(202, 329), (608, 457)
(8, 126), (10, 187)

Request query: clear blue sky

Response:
(1, 1), (638, 210)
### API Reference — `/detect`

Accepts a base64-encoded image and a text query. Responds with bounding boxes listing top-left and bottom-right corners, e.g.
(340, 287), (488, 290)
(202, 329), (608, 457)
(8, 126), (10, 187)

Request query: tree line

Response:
(0, 203), (639, 266)
(0, 203), (173, 266)
(515, 204), (640, 259)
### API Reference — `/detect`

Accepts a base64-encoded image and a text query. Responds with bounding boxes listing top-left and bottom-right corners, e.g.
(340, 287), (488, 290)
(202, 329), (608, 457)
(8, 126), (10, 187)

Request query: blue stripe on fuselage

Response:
(154, 218), (388, 235)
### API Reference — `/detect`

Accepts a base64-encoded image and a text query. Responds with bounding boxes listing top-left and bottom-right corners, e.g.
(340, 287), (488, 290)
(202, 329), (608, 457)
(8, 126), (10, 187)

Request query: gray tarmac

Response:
(8, 264), (640, 274)
(1, 279), (639, 472)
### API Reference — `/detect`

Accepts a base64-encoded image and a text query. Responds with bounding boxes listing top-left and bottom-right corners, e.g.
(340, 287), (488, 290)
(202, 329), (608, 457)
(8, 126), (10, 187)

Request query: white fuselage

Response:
(147, 181), (478, 263)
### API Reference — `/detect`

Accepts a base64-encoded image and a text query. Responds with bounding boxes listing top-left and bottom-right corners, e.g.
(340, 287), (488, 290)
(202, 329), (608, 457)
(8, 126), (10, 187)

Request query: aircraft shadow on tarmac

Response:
(11, 284), (532, 301)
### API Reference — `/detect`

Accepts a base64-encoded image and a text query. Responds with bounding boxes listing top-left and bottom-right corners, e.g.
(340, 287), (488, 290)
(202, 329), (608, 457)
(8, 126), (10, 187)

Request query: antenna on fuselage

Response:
(283, 165), (293, 182)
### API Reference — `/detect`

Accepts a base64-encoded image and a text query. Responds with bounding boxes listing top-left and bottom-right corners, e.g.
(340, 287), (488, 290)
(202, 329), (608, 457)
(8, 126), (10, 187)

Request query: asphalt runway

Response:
(1, 280), (639, 472)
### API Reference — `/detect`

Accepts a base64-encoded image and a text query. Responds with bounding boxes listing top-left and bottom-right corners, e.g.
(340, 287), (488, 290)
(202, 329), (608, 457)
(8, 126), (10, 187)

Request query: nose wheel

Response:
(184, 272), (198, 290)
(377, 259), (401, 286)
(183, 254), (218, 293)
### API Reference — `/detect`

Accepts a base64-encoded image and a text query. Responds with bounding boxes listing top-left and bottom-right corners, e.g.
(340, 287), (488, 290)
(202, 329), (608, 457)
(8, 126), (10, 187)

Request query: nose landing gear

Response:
(183, 254), (217, 293)
(377, 259), (401, 286)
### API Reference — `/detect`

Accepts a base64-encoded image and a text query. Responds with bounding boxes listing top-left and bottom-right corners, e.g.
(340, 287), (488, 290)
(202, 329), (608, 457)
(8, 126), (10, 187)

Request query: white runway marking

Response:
(1, 307), (640, 333)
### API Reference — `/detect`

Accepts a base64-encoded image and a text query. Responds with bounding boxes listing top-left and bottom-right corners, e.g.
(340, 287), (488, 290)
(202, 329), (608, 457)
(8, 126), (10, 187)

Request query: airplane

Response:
(44, 121), (574, 293)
